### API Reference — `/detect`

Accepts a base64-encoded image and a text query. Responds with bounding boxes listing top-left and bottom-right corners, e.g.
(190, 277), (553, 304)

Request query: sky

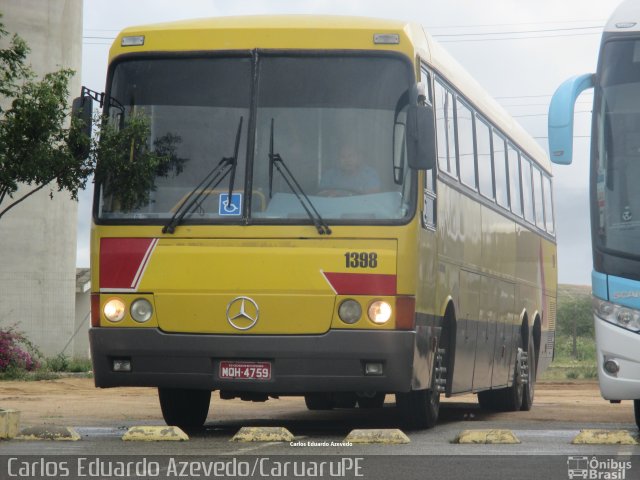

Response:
(79, 0), (624, 285)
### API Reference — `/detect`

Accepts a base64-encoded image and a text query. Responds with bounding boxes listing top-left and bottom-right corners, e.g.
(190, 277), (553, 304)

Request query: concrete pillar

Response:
(0, 0), (83, 357)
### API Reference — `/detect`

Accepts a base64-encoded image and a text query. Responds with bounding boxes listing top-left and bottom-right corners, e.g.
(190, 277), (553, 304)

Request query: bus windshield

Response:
(594, 37), (640, 257)
(98, 54), (415, 225)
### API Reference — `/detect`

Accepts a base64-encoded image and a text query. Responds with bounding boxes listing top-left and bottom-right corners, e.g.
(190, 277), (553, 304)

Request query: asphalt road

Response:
(2, 400), (639, 480)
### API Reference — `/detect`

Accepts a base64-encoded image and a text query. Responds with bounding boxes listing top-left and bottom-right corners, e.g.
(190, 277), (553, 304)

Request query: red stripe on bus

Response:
(100, 238), (156, 290)
(323, 272), (397, 295)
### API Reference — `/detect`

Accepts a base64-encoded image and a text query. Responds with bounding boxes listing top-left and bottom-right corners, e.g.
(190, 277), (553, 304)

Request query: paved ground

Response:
(0, 378), (635, 427)
(1, 379), (639, 479)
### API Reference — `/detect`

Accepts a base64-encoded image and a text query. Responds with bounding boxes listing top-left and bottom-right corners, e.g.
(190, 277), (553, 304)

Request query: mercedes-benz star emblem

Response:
(226, 296), (259, 331)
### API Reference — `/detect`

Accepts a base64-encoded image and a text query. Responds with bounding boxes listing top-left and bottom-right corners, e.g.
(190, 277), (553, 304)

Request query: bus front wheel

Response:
(396, 347), (444, 429)
(396, 387), (439, 429)
(158, 388), (211, 430)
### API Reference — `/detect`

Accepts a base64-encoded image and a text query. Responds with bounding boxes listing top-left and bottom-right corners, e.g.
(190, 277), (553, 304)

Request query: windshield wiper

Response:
(162, 116), (243, 234)
(225, 116), (243, 206)
(269, 118), (331, 235)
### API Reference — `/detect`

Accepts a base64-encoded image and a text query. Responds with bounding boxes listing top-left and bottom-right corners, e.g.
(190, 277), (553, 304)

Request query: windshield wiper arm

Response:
(269, 118), (331, 235)
(162, 116), (244, 234)
(225, 116), (243, 206)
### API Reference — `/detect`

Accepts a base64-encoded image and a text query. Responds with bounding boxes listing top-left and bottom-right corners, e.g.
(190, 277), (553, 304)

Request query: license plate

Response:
(219, 361), (271, 380)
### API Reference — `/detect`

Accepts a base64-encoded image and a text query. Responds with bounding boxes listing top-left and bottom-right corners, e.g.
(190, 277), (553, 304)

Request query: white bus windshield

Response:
(594, 38), (640, 257)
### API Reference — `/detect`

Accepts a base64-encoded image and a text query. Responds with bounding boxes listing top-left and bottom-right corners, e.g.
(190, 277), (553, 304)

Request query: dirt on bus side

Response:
(0, 378), (633, 427)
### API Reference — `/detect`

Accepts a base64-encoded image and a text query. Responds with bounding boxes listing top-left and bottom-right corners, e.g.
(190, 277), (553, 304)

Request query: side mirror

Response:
(406, 104), (436, 171)
(548, 73), (595, 165)
(68, 95), (93, 160)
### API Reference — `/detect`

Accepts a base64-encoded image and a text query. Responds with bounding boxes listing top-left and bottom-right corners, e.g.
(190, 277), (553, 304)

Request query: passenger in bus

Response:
(318, 144), (381, 196)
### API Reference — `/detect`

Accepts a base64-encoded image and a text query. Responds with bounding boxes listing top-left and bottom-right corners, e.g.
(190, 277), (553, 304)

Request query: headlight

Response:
(338, 299), (362, 324)
(104, 298), (126, 323)
(368, 300), (392, 324)
(593, 298), (640, 332)
(130, 298), (153, 323)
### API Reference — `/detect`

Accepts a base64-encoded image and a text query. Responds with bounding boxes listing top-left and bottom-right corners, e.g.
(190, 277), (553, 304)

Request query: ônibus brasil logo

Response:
(567, 456), (632, 480)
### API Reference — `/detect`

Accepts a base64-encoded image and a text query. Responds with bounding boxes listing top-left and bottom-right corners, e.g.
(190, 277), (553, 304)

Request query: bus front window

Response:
(595, 38), (640, 256)
(97, 54), (415, 225)
(98, 57), (252, 221)
(252, 55), (415, 223)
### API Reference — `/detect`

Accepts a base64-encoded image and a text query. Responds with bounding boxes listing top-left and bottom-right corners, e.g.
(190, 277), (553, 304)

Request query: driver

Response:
(318, 144), (381, 195)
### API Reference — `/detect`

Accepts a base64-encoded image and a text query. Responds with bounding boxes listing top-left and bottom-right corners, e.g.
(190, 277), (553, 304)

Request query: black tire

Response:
(396, 387), (440, 430)
(520, 333), (536, 411)
(634, 400), (640, 430)
(357, 393), (386, 409)
(158, 388), (211, 430)
(304, 393), (334, 410)
(396, 345), (443, 429)
(478, 340), (524, 412)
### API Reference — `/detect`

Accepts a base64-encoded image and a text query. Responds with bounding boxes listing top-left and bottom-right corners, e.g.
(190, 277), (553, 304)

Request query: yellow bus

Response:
(83, 15), (556, 429)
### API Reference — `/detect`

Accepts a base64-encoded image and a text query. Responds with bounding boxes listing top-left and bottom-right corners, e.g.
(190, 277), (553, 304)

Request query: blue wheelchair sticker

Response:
(218, 193), (242, 216)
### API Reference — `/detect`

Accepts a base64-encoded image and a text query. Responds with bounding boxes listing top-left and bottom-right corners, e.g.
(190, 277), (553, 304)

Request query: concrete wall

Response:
(72, 269), (91, 359)
(0, 0), (83, 357)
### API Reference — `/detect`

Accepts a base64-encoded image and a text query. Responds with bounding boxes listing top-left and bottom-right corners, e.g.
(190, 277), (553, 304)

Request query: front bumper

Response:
(89, 327), (415, 393)
(595, 315), (640, 400)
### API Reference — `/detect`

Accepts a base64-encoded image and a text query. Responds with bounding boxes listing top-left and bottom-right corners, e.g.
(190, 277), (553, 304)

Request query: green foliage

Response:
(46, 353), (69, 372)
(0, 324), (42, 372)
(44, 353), (91, 373)
(565, 370), (579, 380)
(0, 14), (93, 218)
(95, 113), (185, 212)
(0, 14), (29, 100)
(541, 286), (597, 380)
(554, 335), (596, 362)
(557, 294), (594, 338)
(0, 14), (181, 220)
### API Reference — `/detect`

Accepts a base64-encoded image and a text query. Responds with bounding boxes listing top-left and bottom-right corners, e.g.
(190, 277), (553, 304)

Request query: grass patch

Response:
(0, 353), (92, 381)
(542, 333), (598, 381)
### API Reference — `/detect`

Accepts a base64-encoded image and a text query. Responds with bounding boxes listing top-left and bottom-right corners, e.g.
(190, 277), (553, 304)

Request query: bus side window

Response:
(476, 115), (494, 199)
(507, 144), (522, 216)
(456, 99), (476, 189)
(420, 68), (433, 105)
(521, 156), (535, 224)
(493, 131), (509, 209)
(532, 166), (545, 230)
(434, 79), (457, 178)
(543, 175), (555, 235)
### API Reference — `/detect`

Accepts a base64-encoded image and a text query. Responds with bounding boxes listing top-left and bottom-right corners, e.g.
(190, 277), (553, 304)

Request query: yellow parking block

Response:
(571, 429), (638, 445)
(344, 429), (410, 444)
(230, 426), (294, 442)
(16, 426), (81, 441)
(122, 426), (188, 442)
(455, 429), (520, 444)
(0, 409), (20, 439)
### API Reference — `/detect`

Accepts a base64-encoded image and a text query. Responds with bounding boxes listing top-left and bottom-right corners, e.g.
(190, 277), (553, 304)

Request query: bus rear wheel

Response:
(477, 344), (525, 412)
(158, 388), (211, 430)
(520, 334), (536, 411)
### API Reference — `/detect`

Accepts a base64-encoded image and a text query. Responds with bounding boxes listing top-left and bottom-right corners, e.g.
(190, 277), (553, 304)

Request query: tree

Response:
(0, 15), (181, 220)
(557, 289), (593, 359)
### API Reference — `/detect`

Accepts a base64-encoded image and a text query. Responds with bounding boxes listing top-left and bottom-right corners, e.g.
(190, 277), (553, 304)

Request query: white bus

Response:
(548, 0), (640, 428)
